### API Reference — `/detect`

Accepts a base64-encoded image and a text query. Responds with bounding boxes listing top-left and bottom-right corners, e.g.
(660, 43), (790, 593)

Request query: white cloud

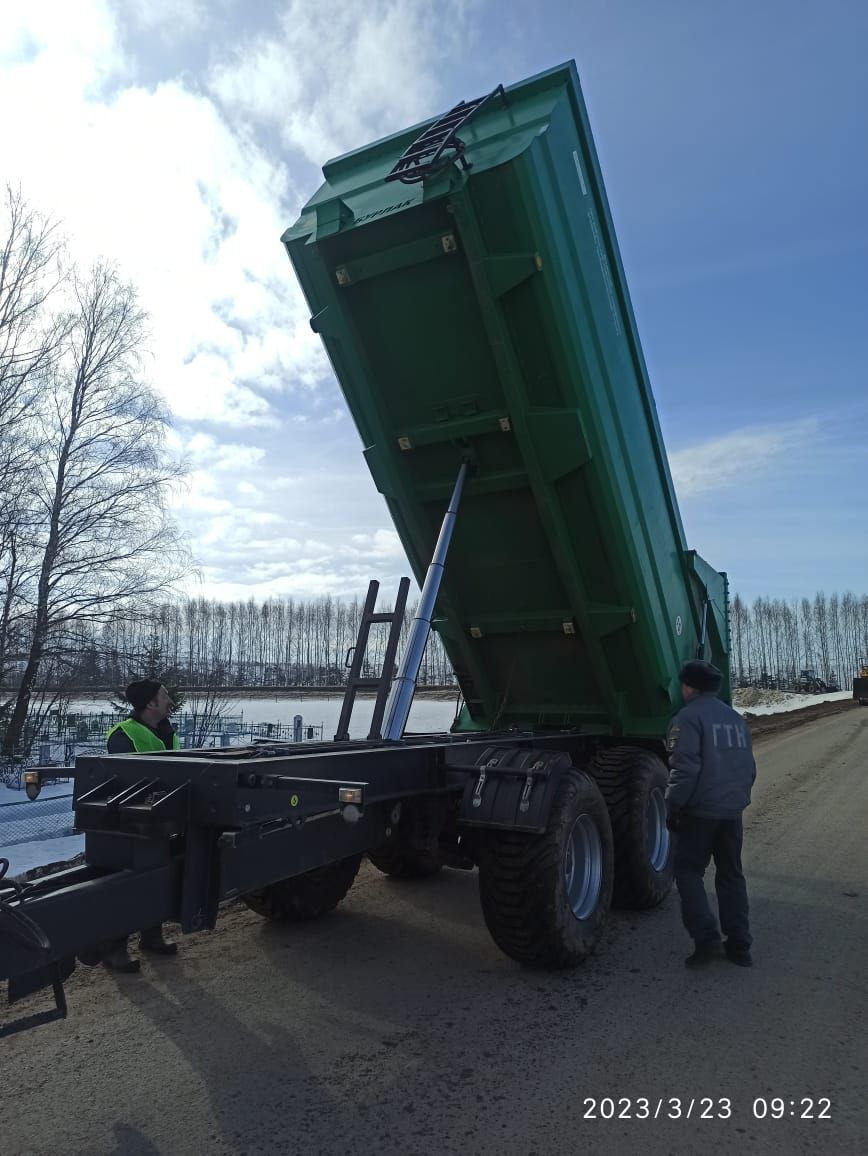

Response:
(208, 0), (478, 163)
(669, 418), (818, 497)
(171, 431), (267, 520)
(114, 0), (208, 42)
(183, 432), (266, 471)
(0, 2), (327, 430)
(236, 479), (262, 498)
(347, 530), (404, 559)
(1, 0), (124, 90)
(183, 520), (413, 602)
(2, 0), (480, 601)
(166, 422), (410, 598)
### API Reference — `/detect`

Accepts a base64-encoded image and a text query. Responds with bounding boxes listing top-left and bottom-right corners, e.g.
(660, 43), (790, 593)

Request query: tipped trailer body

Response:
(282, 61), (730, 734)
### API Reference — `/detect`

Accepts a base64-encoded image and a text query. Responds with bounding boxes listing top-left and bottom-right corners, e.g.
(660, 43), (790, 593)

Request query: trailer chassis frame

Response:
(1, 727), (616, 1030)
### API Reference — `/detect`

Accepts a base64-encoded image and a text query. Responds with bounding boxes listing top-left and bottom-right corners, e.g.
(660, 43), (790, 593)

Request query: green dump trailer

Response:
(283, 61), (730, 738)
(278, 61), (732, 961)
(0, 67), (735, 1026)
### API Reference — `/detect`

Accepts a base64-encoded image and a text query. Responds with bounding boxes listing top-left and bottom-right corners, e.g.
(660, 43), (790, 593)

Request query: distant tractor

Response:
(854, 663), (868, 706)
(795, 669), (830, 694)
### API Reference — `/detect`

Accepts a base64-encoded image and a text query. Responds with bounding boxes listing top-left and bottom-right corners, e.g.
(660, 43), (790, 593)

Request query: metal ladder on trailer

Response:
(334, 462), (469, 741)
(385, 87), (505, 184)
(334, 578), (410, 742)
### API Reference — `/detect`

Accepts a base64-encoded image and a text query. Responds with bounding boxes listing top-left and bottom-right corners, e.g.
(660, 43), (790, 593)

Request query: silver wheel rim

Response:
(646, 786), (670, 872)
(564, 813), (603, 920)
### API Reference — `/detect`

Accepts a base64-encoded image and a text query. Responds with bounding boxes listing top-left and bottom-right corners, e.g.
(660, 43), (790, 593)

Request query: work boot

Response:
(685, 937), (721, 968)
(101, 940), (141, 974)
(140, 926), (178, 956)
(724, 941), (753, 967)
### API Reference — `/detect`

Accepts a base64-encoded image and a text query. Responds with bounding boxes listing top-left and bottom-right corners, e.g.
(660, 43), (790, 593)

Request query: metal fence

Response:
(0, 712), (326, 862)
(0, 711), (325, 792)
(0, 793), (75, 846)
(27, 710), (247, 743)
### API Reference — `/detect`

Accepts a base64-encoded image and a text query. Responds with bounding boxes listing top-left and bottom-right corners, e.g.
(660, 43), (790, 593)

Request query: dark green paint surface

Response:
(283, 63), (730, 737)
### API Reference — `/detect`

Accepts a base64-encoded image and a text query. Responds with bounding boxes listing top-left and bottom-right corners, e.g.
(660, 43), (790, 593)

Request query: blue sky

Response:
(2, 0), (865, 601)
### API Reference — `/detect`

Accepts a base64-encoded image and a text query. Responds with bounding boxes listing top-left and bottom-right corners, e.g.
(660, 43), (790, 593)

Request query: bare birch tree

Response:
(0, 188), (67, 700)
(4, 261), (186, 751)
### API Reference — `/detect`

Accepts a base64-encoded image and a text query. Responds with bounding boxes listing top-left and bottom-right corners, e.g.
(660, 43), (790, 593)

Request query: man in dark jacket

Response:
(666, 660), (756, 968)
(100, 678), (179, 973)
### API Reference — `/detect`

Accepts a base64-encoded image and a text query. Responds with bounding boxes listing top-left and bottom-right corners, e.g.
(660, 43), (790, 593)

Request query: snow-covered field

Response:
(2, 834), (84, 877)
(63, 693), (459, 735)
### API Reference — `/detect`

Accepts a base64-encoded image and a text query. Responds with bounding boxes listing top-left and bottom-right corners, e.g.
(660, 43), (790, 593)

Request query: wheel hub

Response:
(646, 786), (670, 872)
(564, 813), (603, 920)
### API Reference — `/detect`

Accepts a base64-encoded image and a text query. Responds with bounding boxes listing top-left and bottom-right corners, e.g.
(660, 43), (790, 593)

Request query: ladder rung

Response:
(386, 86), (505, 184)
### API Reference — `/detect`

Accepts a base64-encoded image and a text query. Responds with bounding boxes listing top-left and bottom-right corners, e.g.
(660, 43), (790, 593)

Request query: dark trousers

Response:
(674, 815), (751, 948)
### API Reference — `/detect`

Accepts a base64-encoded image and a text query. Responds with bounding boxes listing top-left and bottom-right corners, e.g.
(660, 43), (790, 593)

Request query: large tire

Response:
(589, 746), (673, 909)
(478, 770), (613, 968)
(242, 855), (361, 922)
(368, 844), (442, 880)
(368, 797), (444, 880)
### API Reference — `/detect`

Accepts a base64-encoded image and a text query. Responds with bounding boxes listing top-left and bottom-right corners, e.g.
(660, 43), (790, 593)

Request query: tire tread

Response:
(589, 746), (673, 909)
(243, 855), (362, 922)
(478, 770), (613, 968)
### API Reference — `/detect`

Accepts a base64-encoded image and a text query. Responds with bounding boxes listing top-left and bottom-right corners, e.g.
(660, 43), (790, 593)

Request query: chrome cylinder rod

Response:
(383, 462), (468, 741)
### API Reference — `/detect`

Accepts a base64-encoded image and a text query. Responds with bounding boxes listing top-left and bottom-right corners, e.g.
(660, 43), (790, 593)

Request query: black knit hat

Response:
(126, 678), (162, 712)
(678, 660), (723, 694)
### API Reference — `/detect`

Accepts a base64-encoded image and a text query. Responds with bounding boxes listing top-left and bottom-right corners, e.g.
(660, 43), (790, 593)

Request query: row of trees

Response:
(0, 188), (184, 752)
(38, 594), (455, 691)
(4, 589), (865, 698)
(731, 592), (868, 687)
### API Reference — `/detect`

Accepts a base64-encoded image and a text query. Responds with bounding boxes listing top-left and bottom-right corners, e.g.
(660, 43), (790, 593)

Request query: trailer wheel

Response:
(242, 855), (362, 922)
(368, 798), (444, 879)
(368, 844), (442, 879)
(477, 770), (613, 968)
(589, 746), (673, 909)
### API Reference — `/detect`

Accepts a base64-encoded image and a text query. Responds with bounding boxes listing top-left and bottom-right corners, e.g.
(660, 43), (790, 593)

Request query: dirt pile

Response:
(733, 687), (794, 710)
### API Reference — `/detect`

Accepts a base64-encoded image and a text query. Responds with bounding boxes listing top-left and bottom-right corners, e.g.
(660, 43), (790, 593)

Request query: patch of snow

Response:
(2, 834), (85, 878)
(734, 689), (853, 717)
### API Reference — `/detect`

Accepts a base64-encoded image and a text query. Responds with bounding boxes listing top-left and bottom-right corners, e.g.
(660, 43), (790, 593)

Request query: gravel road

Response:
(2, 709), (866, 1155)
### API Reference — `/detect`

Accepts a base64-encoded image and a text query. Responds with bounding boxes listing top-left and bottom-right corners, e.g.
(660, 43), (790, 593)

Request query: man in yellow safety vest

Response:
(101, 678), (180, 972)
